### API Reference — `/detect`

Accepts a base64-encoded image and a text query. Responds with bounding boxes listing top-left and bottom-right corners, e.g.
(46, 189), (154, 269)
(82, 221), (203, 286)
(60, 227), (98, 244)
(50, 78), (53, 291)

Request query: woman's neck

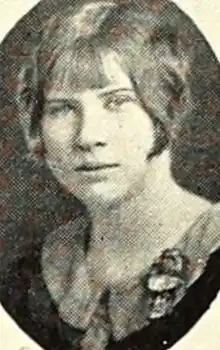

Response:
(87, 151), (211, 259)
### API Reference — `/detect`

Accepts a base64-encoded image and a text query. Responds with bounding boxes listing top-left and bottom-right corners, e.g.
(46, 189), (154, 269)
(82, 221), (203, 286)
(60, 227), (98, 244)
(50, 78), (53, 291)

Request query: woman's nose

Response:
(77, 95), (109, 151)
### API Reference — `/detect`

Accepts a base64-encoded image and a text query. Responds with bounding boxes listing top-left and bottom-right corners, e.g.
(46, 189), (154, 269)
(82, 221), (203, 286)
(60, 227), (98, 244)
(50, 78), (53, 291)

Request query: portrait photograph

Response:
(0, 0), (220, 349)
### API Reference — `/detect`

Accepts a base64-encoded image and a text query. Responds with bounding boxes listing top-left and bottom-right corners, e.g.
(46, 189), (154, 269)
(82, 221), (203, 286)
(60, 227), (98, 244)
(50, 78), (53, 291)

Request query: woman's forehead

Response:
(45, 50), (132, 96)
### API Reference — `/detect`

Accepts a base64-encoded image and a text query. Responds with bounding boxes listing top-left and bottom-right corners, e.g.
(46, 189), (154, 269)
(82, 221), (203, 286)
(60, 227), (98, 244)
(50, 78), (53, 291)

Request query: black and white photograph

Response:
(1, 0), (220, 349)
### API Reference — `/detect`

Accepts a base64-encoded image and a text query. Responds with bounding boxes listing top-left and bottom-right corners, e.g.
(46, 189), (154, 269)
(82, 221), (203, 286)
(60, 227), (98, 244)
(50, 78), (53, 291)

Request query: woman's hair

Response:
(17, 0), (193, 160)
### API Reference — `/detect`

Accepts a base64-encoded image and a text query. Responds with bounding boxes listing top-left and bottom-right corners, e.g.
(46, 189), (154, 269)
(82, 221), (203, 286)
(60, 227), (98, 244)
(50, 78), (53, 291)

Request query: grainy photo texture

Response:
(1, 1), (220, 350)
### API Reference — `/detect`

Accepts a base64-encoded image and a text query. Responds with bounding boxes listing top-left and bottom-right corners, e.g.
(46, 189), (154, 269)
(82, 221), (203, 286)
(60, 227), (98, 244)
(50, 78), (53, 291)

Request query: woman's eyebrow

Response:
(98, 87), (134, 97)
(45, 98), (81, 107)
(45, 88), (134, 104)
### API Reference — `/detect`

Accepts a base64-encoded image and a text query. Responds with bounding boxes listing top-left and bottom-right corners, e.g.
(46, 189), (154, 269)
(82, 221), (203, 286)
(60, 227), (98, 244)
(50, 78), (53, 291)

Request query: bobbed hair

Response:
(17, 0), (193, 160)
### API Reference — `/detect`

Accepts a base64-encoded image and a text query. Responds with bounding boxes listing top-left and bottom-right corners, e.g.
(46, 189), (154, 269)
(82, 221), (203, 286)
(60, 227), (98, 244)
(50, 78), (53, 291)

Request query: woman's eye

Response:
(47, 104), (72, 116)
(104, 95), (136, 111)
(62, 105), (72, 114)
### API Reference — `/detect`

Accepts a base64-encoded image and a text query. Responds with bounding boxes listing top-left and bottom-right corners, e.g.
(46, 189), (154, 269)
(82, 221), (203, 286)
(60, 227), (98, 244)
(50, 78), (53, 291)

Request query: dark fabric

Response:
(1, 236), (220, 350)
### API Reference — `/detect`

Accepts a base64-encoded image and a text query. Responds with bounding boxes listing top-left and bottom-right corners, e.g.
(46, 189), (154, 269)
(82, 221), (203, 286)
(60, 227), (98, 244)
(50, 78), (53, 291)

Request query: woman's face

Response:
(41, 51), (155, 207)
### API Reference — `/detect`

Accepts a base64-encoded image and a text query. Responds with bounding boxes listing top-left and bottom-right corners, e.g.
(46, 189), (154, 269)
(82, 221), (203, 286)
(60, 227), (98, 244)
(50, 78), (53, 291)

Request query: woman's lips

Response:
(74, 163), (120, 182)
(75, 163), (120, 172)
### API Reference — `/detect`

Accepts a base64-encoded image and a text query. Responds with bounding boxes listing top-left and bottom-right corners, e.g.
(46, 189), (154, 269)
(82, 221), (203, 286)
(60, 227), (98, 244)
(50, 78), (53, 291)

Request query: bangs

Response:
(43, 40), (112, 93)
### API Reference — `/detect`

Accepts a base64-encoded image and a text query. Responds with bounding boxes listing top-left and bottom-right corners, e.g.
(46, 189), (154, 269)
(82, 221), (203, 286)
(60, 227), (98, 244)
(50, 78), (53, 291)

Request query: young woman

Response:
(1, 1), (220, 349)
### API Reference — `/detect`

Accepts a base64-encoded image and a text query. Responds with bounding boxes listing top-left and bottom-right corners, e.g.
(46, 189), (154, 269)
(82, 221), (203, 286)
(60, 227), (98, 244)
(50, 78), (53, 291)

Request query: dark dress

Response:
(1, 208), (220, 350)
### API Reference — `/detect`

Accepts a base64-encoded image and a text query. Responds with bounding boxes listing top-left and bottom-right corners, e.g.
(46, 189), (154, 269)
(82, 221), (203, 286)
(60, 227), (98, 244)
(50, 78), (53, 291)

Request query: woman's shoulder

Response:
(0, 231), (42, 314)
(1, 215), (89, 291)
(109, 246), (220, 350)
(0, 219), (88, 350)
(205, 203), (220, 252)
(177, 203), (220, 264)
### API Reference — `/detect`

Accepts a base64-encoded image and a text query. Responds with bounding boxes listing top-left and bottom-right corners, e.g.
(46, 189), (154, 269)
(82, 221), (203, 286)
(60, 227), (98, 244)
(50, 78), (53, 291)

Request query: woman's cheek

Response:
(42, 119), (73, 151)
(123, 121), (153, 156)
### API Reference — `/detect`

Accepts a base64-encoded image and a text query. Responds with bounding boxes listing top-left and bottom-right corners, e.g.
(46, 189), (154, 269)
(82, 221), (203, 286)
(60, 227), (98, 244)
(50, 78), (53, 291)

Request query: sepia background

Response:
(0, 0), (220, 349)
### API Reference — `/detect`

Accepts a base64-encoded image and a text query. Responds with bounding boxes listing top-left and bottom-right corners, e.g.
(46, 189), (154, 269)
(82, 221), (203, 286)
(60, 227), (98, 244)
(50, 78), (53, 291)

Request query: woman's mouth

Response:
(73, 162), (120, 182)
(75, 163), (120, 172)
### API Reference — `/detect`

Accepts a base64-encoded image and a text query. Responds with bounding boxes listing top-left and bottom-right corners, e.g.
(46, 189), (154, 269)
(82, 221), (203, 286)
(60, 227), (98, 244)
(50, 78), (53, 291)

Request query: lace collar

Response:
(41, 205), (220, 349)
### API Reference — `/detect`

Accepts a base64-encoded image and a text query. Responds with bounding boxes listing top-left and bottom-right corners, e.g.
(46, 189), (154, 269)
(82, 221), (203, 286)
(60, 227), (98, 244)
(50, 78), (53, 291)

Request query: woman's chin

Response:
(71, 181), (129, 209)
